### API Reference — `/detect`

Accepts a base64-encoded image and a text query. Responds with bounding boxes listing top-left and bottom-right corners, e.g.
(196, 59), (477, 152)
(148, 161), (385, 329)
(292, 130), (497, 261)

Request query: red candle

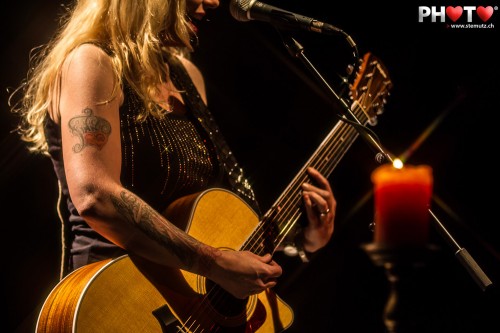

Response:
(371, 164), (433, 247)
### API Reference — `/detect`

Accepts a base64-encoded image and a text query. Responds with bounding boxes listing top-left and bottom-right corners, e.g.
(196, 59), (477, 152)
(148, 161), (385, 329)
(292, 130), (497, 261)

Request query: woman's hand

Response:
(301, 167), (336, 252)
(209, 251), (282, 299)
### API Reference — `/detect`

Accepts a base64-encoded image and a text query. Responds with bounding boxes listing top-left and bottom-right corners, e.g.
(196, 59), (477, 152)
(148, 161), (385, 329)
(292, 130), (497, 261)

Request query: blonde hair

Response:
(9, 0), (194, 154)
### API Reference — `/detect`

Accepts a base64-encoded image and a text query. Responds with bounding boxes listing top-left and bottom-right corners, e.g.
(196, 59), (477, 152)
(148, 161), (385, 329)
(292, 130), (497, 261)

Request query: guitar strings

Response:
(174, 69), (384, 332)
(253, 101), (369, 251)
(244, 67), (387, 258)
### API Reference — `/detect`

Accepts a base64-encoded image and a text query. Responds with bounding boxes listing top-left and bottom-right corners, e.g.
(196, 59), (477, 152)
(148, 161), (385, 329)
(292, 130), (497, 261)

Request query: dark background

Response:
(2, 1), (499, 332)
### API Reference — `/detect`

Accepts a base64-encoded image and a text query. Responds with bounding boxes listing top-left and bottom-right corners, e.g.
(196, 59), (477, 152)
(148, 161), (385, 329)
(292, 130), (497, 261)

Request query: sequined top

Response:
(119, 83), (222, 211)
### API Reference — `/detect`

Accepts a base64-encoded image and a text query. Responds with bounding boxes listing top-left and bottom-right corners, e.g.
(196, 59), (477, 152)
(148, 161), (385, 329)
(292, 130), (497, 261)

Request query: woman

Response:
(10, 0), (335, 304)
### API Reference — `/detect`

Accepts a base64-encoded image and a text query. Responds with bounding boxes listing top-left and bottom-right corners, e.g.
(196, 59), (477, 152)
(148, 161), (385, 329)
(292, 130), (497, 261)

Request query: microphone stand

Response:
(279, 33), (493, 293)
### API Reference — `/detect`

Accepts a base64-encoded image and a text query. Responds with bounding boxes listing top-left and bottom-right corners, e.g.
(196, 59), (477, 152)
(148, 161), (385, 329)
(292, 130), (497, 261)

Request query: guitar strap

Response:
(167, 54), (261, 215)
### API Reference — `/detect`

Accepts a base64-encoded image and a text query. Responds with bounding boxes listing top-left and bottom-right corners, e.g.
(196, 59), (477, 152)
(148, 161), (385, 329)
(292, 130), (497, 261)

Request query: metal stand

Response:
(279, 31), (492, 292)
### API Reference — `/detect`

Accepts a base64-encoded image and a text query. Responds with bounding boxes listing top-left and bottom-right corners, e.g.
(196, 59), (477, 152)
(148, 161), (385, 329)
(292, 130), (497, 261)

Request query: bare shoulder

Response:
(62, 43), (114, 83)
(176, 55), (207, 104)
(60, 43), (121, 108)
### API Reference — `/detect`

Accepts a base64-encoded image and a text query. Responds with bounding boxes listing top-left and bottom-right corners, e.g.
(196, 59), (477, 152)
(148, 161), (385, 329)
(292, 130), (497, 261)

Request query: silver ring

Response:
(319, 208), (330, 217)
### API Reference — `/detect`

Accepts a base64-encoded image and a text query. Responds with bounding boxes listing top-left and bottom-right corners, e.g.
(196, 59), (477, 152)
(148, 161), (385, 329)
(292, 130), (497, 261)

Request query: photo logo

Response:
(418, 5), (496, 28)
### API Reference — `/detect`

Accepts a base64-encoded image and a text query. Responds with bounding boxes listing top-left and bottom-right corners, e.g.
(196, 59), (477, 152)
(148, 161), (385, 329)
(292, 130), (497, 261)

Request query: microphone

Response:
(229, 0), (342, 35)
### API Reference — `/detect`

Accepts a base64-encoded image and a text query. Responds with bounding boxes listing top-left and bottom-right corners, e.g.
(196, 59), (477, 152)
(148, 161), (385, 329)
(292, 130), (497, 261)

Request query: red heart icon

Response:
(84, 132), (107, 150)
(477, 6), (494, 22)
(446, 6), (463, 22)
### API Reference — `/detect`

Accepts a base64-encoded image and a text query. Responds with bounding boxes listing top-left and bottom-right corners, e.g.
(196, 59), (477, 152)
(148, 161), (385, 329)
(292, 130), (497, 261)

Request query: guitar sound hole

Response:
(205, 279), (248, 317)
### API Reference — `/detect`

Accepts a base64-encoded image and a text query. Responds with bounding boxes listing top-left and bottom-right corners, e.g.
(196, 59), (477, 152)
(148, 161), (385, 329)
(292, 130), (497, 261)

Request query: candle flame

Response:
(392, 159), (403, 169)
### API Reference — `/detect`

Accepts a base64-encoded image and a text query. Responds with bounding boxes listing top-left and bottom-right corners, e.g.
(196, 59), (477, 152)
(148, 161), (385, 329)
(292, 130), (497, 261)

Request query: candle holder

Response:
(362, 243), (437, 333)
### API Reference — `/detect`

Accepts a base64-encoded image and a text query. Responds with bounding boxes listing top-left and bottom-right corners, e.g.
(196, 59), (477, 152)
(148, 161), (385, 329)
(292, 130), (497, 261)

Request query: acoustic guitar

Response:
(36, 52), (392, 333)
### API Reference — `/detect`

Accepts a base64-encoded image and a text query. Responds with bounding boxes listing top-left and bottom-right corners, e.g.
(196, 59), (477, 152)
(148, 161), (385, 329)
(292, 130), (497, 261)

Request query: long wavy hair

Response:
(9, 0), (194, 154)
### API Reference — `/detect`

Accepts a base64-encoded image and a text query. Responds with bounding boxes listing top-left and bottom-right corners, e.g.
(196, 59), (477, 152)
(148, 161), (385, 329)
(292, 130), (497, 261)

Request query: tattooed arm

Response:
(55, 43), (281, 299)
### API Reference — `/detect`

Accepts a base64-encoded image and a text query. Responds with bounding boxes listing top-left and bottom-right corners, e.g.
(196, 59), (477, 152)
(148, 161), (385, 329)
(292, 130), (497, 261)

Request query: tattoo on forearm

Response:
(110, 190), (215, 270)
(197, 246), (221, 276)
(68, 108), (111, 152)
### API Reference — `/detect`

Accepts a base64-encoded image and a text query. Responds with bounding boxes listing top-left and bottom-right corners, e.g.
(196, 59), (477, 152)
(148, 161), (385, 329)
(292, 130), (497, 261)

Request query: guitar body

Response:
(36, 188), (294, 333)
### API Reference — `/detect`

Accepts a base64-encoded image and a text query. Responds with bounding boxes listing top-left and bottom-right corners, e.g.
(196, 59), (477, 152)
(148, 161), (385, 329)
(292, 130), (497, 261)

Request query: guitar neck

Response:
(240, 52), (392, 256)
(270, 105), (368, 249)
(238, 105), (369, 255)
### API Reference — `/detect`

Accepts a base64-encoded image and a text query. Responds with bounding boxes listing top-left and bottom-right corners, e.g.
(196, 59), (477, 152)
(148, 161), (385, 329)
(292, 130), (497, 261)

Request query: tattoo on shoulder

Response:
(68, 108), (111, 153)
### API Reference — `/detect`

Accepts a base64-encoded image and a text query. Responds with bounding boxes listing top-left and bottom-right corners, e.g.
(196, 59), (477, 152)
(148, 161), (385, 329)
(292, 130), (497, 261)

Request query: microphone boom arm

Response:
(281, 34), (493, 292)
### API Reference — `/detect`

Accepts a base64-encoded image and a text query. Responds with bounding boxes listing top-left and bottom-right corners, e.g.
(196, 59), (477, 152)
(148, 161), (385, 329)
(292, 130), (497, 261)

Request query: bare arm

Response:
(56, 44), (281, 298)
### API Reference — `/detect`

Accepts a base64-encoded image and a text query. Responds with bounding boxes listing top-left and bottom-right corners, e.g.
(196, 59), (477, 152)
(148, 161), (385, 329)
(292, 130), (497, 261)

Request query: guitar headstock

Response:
(349, 52), (393, 126)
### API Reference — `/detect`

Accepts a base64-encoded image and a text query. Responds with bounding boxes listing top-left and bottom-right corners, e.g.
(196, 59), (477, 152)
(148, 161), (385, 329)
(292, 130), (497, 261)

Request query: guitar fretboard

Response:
(241, 53), (392, 256)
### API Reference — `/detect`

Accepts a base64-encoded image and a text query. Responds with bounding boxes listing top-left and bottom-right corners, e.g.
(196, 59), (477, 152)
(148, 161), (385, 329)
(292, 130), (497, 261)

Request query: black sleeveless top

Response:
(45, 54), (259, 274)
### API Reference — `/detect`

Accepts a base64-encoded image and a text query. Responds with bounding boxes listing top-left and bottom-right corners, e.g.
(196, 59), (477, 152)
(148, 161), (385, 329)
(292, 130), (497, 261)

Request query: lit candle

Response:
(371, 164), (433, 247)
